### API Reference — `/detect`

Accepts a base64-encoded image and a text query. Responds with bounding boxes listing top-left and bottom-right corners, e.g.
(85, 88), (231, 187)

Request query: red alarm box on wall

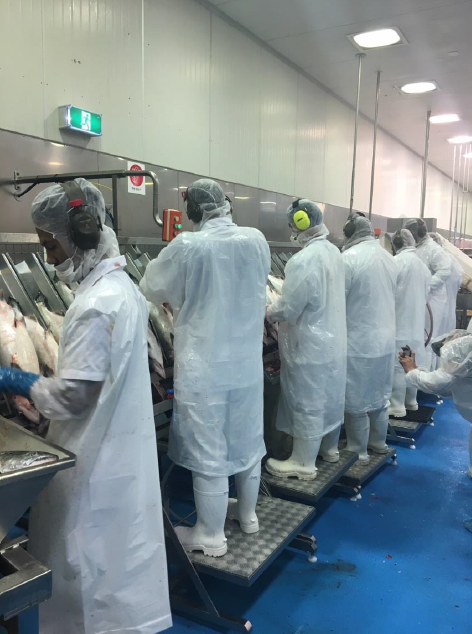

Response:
(162, 209), (183, 242)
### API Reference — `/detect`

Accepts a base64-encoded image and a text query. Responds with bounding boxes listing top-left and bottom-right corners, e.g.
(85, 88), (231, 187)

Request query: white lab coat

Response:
(29, 256), (171, 634)
(343, 239), (397, 414)
(406, 368), (472, 423)
(140, 218), (271, 477)
(394, 247), (431, 367)
(416, 236), (452, 367)
(267, 235), (347, 439)
(443, 254), (463, 333)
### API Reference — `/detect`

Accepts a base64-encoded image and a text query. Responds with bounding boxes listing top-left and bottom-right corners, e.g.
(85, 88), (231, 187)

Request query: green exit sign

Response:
(59, 105), (102, 136)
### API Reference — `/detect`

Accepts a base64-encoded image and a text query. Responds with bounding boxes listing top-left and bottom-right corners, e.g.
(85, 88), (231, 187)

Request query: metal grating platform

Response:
(389, 419), (420, 434)
(261, 449), (357, 504)
(339, 446), (396, 488)
(189, 496), (315, 586)
(391, 405), (435, 424)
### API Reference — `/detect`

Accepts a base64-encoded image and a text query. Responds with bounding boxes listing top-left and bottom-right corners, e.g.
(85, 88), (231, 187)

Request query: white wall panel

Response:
(42, 0), (144, 158)
(295, 77), (326, 201)
(0, 0), (464, 233)
(0, 0), (44, 137)
(258, 51), (297, 194)
(323, 96), (353, 208)
(143, 0), (211, 175)
(210, 15), (261, 187)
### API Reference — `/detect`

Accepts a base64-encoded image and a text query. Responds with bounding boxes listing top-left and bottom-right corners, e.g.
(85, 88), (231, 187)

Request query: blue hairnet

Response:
(342, 214), (374, 251)
(287, 199), (323, 230)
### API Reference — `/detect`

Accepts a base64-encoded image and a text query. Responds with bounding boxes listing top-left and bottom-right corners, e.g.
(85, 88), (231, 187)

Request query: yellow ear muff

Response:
(293, 209), (311, 231)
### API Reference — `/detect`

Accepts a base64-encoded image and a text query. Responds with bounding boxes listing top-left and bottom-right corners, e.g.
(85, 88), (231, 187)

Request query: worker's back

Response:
(343, 239), (397, 359)
(173, 217), (271, 390)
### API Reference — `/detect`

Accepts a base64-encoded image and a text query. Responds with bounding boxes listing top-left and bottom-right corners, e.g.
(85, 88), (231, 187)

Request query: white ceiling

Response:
(208, 0), (472, 180)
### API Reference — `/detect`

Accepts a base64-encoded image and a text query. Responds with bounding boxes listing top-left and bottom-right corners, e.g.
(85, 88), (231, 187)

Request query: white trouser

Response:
(291, 436), (321, 467)
(233, 461), (261, 527)
(319, 426), (341, 459)
(191, 472), (229, 546)
(345, 412), (370, 461)
(191, 462), (261, 541)
(405, 386), (418, 409)
(345, 406), (389, 460)
(390, 367), (407, 417)
(368, 405), (389, 451)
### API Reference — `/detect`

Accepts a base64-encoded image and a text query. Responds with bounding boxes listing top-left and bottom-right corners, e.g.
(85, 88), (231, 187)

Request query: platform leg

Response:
(164, 509), (252, 633)
(289, 533), (317, 562)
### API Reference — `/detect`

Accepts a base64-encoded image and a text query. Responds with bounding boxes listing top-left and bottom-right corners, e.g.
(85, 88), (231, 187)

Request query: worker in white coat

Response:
(342, 214), (397, 464)
(389, 229), (431, 417)
(400, 329), (472, 482)
(140, 179), (270, 557)
(404, 219), (452, 369)
(265, 200), (347, 480)
(430, 232), (463, 333)
(0, 179), (171, 634)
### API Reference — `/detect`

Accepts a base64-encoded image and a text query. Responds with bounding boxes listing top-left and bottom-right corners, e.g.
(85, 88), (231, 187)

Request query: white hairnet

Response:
(429, 232), (444, 246)
(342, 214), (374, 252)
(432, 330), (472, 378)
(392, 228), (415, 253)
(187, 178), (231, 230)
(31, 178), (120, 283)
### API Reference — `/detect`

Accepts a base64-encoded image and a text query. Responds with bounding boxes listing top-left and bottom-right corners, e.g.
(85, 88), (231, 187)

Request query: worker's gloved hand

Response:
(0, 367), (41, 398)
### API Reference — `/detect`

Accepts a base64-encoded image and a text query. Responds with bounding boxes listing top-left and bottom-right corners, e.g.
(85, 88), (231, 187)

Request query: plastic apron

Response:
(444, 255), (463, 332)
(140, 218), (271, 477)
(416, 236), (452, 369)
(28, 256), (171, 634)
(268, 236), (347, 440)
(343, 240), (397, 414)
(390, 248), (431, 413)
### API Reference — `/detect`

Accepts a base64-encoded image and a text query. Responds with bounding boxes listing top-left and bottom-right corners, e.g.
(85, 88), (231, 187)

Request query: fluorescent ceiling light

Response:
(463, 152), (472, 159)
(349, 27), (406, 50)
(448, 136), (472, 144)
(51, 142), (64, 148)
(430, 113), (460, 124)
(48, 161), (63, 166)
(400, 81), (438, 94)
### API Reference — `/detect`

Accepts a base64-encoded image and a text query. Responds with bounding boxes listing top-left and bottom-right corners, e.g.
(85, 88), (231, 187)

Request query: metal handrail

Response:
(5, 169), (163, 227)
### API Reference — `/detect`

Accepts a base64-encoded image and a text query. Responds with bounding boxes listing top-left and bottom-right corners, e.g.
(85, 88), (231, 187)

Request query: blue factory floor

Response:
(14, 394), (472, 634)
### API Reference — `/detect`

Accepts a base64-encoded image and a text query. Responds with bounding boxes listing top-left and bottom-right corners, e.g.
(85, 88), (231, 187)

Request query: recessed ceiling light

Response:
(430, 113), (460, 124)
(349, 27), (403, 50)
(448, 135), (472, 144)
(400, 81), (438, 94)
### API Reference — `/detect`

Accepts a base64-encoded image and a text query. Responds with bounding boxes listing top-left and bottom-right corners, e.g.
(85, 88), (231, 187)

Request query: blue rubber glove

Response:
(0, 367), (40, 398)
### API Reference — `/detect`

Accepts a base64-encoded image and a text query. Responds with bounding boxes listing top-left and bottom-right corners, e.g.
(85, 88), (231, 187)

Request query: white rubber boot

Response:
(389, 368), (407, 418)
(368, 406), (390, 454)
(344, 412), (370, 464)
(227, 461), (261, 534)
(405, 387), (419, 412)
(175, 474), (228, 558)
(319, 426), (341, 463)
(265, 437), (321, 480)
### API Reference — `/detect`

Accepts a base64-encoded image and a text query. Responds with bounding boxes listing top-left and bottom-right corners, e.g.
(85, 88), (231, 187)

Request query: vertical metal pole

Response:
(454, 145), (463, 244)
(448, 145), (457, 241)
(368, 70), (381, 220)
(420, 110), (431, 218)
(459, 144), (469, 244)
(462, 145), (471, 242)
(349, 53), (365, 216)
